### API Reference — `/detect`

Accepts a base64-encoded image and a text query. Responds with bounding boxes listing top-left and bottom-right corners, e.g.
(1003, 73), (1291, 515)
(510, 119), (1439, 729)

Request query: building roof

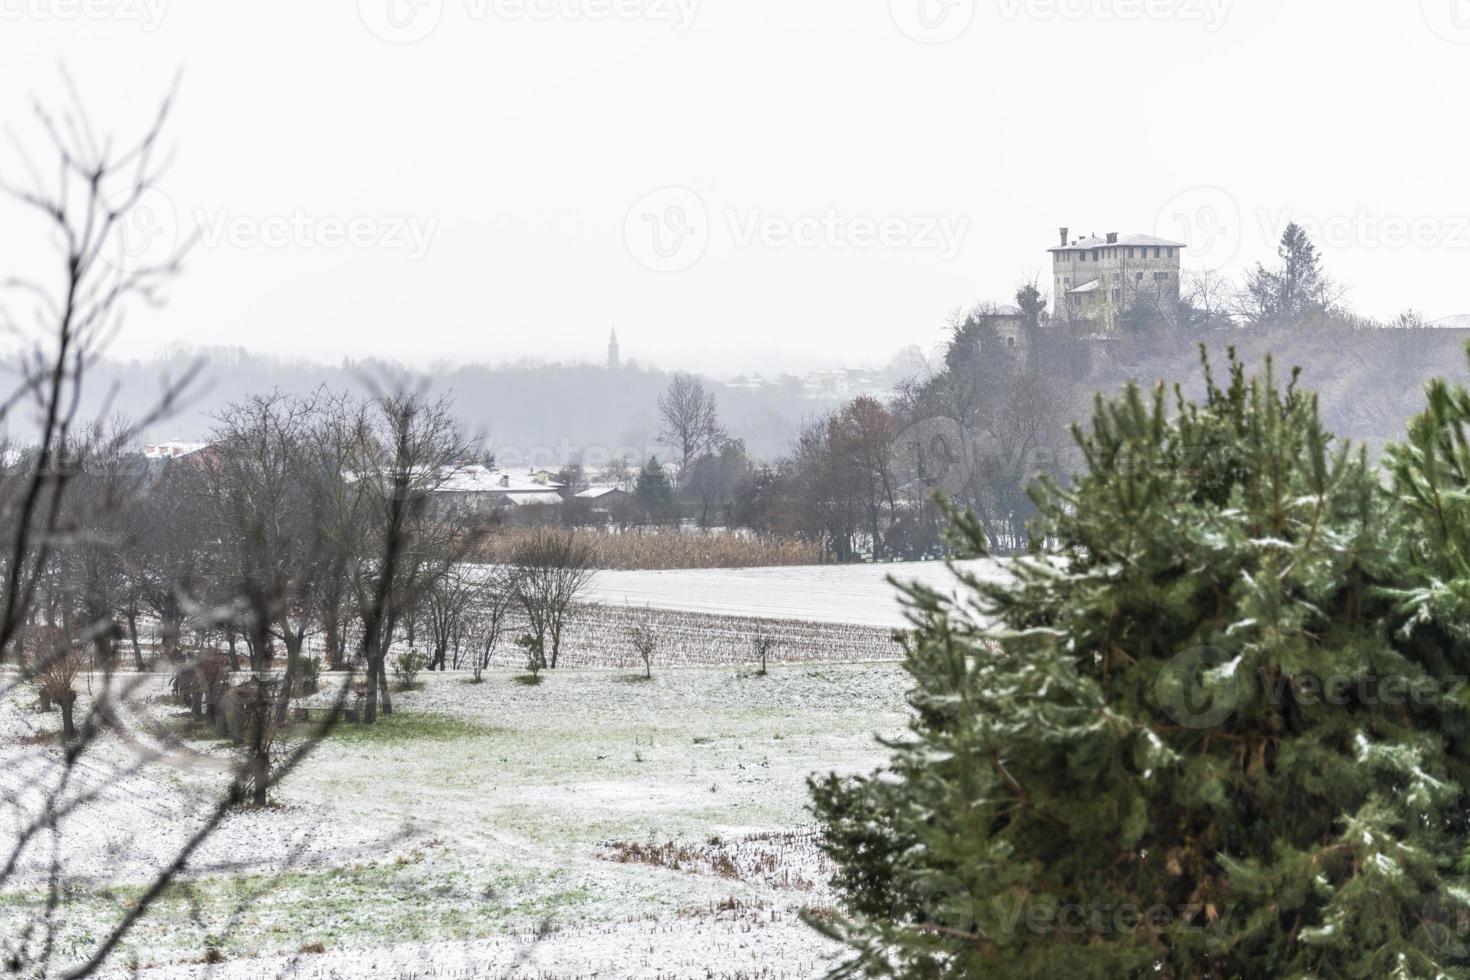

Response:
(1425, 314), (1470, 331)
(575, 487), (629, 500)
(1067, 278), (1103, 294)
(434, 464), (564, 495)
(505, 491), (565, 507)
(1049, 233), (1186, 252)
(143, 441), (209, 460)
(976, 304), (1024, 317)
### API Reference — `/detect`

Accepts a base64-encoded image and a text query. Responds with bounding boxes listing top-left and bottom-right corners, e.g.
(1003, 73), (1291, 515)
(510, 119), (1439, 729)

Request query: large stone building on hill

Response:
(1049, 227), (1184, 332)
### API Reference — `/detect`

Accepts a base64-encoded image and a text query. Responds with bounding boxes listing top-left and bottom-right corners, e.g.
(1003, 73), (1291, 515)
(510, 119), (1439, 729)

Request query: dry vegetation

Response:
(550, 603), (900, 668)
(602, 830), (832, 892)
(479, 527), (824, 570)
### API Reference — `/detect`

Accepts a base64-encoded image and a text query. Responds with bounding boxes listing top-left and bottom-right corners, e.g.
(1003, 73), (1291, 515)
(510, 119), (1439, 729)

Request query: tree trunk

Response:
(59, 691), (77, 739)
(378, 663), (393, 716)
(127, 608), (145, 672)
(364, 655), (380, 725)
(248, 751), (269, 808)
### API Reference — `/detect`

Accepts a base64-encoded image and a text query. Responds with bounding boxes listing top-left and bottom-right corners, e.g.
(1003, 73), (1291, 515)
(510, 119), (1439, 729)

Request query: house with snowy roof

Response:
(431, 464), (564, 519)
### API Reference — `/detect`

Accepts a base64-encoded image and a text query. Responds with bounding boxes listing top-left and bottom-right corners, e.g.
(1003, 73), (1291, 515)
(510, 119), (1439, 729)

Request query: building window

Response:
(1006, 336), (1016, 349)
(1136, 272), (1144, 282)
(1093, 249), (1100, 261)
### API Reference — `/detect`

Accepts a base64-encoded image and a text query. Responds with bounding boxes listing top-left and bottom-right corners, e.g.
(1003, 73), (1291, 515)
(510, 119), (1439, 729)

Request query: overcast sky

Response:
(0, 0), (1465, 375)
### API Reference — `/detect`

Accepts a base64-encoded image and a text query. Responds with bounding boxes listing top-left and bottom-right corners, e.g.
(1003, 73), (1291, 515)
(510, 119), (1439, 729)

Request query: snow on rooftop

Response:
(434, 464), (563, 494)
(575, 487), (628, 500)
(1425, 314), (1470, 330)
(143, 441), (208, 459)
(1049, 232), (1186, 252)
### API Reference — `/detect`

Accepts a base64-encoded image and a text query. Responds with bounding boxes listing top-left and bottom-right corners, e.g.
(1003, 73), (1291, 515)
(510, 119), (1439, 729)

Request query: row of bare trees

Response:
(0, 79), (537, 977)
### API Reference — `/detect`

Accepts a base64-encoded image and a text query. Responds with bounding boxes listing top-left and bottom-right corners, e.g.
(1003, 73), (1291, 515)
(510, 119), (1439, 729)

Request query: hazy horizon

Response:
(3, 0), (1469, 374)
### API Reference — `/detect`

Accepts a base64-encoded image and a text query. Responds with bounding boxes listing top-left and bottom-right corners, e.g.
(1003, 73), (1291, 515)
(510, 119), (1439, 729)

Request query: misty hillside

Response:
(31, 347), (885, 461)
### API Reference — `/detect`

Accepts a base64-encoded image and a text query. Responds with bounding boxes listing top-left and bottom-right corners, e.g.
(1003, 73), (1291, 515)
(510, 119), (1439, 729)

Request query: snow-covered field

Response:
(2, 663), (910, 978)
(583, 557), (1006, 628)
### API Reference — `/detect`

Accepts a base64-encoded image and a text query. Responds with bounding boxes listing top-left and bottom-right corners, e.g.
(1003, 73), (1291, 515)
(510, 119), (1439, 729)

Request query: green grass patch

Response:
(3, 860), (589, 965)
(303, 712), (497, 744)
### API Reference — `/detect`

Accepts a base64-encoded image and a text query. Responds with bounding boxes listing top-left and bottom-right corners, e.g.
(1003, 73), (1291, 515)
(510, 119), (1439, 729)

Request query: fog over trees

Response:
(28, 348), (897, 463)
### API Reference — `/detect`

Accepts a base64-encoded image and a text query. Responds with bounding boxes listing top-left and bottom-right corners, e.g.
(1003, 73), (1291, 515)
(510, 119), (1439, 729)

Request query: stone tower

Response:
(608, 327), (621, 370)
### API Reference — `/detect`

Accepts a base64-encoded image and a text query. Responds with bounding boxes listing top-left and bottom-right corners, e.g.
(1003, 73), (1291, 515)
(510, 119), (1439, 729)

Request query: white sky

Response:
(0, 0), (1465, 374)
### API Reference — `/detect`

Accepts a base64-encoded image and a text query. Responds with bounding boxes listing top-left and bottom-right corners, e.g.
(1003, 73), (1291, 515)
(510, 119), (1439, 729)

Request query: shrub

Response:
(811, 350), (1470, 979)
(30, 640), (84, 739)
(627, 615), (657, 679)
(391, 650), (427, 689)
(297, 655), (322, 695)
(478, 526), (823, 570)
(752, 635), (775, 676)
(515, 633), (545, 680)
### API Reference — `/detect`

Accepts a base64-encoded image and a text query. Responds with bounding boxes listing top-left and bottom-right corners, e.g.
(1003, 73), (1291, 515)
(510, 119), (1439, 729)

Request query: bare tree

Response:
(626, 608), (657, 679)
(510, 527), (596, 670)
(657, 372), (725, 478)
(351, 390), (473, 722)
(471, 566), (518, 682)
(204, 391), (327, 673)
(0, 78), (352, 979)
(424, 564), (478, 671)
(752, 634), (775, 676)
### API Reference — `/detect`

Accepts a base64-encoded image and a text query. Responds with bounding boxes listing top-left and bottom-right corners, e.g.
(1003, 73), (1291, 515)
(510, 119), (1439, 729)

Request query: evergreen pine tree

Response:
(812, 348), (1470, 979)
(636, 455), (675, 520)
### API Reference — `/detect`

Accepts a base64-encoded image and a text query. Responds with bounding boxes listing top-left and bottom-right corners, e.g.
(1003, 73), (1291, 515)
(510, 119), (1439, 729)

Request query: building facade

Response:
(1049, 228), (1184, 332)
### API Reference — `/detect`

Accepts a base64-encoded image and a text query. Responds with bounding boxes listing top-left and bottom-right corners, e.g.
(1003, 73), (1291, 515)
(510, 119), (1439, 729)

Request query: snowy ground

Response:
(2, 663), (909, 978)
(582, 557), (1006, 628)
